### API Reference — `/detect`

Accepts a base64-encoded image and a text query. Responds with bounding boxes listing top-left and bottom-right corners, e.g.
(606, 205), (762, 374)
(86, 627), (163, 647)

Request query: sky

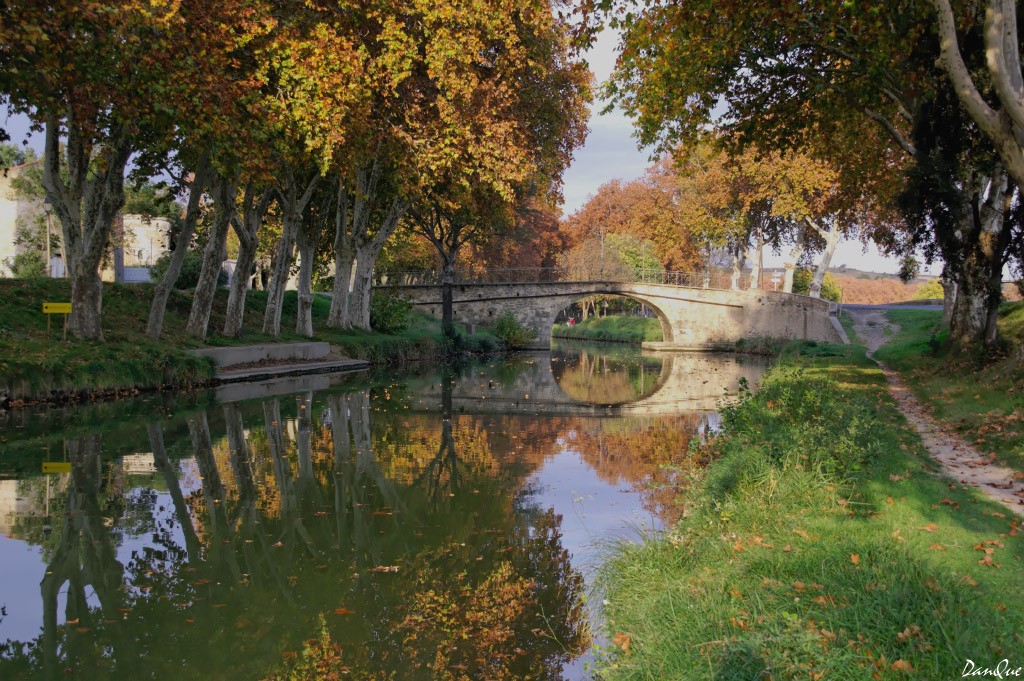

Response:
(559, 31), (936, 276)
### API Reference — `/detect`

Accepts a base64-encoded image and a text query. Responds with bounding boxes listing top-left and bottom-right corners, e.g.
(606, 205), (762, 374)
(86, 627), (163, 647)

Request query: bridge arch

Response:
(550, 292), (675, 344)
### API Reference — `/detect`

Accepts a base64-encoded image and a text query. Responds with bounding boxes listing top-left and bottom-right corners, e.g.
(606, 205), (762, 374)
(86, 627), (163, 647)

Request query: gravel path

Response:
(848, 308), (1024, 517)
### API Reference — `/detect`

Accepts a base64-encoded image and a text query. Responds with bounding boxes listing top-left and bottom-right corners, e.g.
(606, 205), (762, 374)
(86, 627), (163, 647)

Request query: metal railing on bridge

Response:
(376, 267), (764, 291)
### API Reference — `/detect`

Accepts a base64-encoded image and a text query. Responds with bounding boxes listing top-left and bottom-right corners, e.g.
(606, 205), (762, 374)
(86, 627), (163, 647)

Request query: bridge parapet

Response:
(378, 267), (756, 290)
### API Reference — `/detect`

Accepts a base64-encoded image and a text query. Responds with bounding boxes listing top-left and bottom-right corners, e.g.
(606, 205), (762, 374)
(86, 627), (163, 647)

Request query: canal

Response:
(0, 342), (766, 680)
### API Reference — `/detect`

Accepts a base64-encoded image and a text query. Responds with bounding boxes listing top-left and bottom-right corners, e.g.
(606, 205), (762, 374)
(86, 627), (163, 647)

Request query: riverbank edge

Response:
(594, 341), (1024, 680)
(0, 279), (510, 408)
(1, 334), (501, 409)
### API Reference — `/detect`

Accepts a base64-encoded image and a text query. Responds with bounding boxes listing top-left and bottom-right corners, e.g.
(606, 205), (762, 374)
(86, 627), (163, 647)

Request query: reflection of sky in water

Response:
(525, 445), (664, 681)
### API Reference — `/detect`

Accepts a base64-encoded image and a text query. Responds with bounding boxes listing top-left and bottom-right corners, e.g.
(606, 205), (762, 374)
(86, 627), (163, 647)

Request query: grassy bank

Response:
(596, 342), (1024, 679)
(0, 279), (498, 403)
(551, 315), (663, 344)
(874, 305), (1024, 474)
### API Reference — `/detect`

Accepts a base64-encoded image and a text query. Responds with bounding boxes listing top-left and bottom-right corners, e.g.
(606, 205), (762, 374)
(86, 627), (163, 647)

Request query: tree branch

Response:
(984, 0), (1024, 132)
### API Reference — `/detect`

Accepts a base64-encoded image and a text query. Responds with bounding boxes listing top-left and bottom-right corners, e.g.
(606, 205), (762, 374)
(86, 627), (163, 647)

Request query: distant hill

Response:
(764, 267), (1021, 304)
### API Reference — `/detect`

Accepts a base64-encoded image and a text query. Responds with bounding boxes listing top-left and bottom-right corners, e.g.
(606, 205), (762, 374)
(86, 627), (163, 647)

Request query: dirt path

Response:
(848, 309), (1024, 517)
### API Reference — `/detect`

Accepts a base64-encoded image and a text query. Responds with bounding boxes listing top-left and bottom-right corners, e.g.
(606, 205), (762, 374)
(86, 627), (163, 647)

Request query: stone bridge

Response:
(378, 280), (847, 349)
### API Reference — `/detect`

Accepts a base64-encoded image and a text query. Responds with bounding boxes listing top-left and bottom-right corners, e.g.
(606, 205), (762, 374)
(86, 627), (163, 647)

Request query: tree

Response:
(931, 0), (1024, 192)
(0, 1), (253, 340)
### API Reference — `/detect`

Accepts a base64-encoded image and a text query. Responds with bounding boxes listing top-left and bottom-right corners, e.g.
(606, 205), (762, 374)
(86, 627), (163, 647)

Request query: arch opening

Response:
(549, 293), (674, 344)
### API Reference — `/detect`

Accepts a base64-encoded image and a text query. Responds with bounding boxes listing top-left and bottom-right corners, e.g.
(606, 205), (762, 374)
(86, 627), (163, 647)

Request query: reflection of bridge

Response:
(406, 353), (767, 417)
(378, 275), (845, 350)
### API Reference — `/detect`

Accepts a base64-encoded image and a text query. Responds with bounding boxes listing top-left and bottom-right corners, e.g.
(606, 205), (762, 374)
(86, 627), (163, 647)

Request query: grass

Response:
(0, 278), (500, 402)
(595, 342), (1024, 680)
(839, 309), (859, 343)
(873, 306), (1024, 475)
(551, 315), (663, 344)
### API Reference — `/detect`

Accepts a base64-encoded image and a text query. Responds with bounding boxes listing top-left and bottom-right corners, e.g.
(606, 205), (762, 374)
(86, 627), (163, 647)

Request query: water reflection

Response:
(0, 347), (765, 680)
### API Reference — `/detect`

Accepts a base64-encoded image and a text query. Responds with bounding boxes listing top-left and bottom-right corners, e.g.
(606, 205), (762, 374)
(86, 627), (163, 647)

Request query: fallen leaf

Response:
(891, 659), (914, 672)
(612, 631), (631, 654)
(333, 608), (356, 616)
(850, 554), (860, 565)
(919, 524), (938, 533)
(929, 544), (947, 551)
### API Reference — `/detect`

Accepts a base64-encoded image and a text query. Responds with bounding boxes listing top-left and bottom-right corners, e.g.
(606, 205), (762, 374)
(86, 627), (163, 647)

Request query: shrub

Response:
(150, 251), (229, 289)
(792, 268), (842, 302)
(493, 312), (537, 348)
(370, 290), (412, 333)
(912, 279), (944, 300)
(6, 252), (46, 279)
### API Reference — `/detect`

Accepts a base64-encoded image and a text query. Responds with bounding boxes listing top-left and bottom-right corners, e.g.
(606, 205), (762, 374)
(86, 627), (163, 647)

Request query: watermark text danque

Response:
(962, 659), (1023, 679)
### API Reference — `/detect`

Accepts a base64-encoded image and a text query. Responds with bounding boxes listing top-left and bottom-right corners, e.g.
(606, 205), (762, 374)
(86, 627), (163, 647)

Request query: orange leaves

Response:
(918, 523), (938, 533)
(611, 631), (632, 654)
(333, 607), (356, 616)
(850, 553), (860, 565)
(974, 539), (1003, 568)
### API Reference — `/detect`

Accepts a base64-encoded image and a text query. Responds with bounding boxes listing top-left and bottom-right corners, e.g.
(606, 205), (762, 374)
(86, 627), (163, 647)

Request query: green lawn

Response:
(0, 279), (497, 402)
(596, 342), (1024, 680)
(551, 315), (663, 344)
(874, 307), (1024, 474)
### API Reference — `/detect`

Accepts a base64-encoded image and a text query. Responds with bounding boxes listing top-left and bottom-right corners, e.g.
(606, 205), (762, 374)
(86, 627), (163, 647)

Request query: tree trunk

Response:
(41, 117), (132, 341)
(441, 254), (455, 339)
(147, 158), (211, 339)
(186, 180), (233, 339)
(224, 186), (273, 337)
(262, 223), (296, 337)
(948, 170), (1013, 348)
(294, 219), (316, 337)
(941, 265), (957, 328)
(223, 233), (256, 338)
(327, 183), (353, 328)
(782, 226), (806, 293)
(730, 250), (742, 290)
(263, 172), (319, 337)
(747, 242), (761, 290)
(67, 266), (105, 339)
(348, 250), (375, 330)
(808, 218), (841, 299)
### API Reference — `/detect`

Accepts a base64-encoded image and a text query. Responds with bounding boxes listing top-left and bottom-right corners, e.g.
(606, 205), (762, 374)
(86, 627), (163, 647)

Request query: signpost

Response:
(41, 461), (71, 474)
(43, 302), (72, 340)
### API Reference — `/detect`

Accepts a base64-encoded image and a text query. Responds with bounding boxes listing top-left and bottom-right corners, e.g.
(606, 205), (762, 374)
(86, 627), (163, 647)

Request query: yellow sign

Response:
(42, 461), (72, 474)
(43, 302), (72, 314)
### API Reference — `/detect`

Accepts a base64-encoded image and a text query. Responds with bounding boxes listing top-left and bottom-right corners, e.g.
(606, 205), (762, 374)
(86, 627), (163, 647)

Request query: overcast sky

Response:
(560, 31), (937, 276)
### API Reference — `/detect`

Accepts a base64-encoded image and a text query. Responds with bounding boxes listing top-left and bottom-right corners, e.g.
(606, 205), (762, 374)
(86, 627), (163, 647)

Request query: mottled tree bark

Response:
(186, 178), (234, 339)
(147, 158), (211, 339)
(224, 185), (274, 337)
(263, 171), (319, 337)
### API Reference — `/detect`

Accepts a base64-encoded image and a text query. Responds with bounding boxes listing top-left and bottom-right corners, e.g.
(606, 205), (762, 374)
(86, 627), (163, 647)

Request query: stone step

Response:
(213, 358), (368, 384)
(189, 342), (331, 367)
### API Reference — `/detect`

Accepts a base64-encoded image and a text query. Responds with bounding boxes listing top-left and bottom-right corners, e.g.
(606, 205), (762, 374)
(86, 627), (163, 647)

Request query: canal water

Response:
(0, 342), (766, 680)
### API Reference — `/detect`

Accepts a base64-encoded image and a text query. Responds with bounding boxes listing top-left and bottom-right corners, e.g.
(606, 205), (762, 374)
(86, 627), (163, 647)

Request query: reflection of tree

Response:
(2, 381), (594, 680)
(564, 415), (712, 522)
(551, 346), (666, 405)
(38, 435), (131, 677)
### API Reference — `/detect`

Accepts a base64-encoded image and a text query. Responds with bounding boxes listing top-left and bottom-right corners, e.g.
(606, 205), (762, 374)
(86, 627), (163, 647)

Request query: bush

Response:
(792, 268), (842, 302)
(150, 251), (228, 289)
(493, 312), (537, 348)
(912, 278), (944, 300)
(369, 290), (412, 333)
(6, 252), (47, 279)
